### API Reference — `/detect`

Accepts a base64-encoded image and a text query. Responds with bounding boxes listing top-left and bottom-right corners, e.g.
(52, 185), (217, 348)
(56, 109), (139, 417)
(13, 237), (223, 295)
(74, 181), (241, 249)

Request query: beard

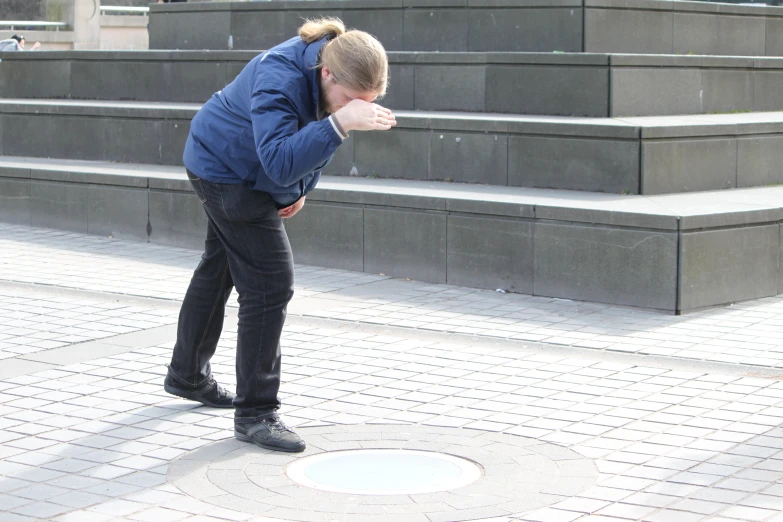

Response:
(317, 73), (333, 119)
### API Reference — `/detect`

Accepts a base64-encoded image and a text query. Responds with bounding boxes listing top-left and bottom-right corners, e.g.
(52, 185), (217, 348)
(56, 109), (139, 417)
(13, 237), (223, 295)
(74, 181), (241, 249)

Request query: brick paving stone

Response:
(667, 498), (729, 515)
(54, 511), (114, 522)
(596, 503), (658, 519)
(0, 224), (782, 522)
(516, 507), (585, 521)
(10, 500), (73, 518)
(0, 493), (33, 510)
(641, 510), (707, 522)
(717, 505), (780, 519)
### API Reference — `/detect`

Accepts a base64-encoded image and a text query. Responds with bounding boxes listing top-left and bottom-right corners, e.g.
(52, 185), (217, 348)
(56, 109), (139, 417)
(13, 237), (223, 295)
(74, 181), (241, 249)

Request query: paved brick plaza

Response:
(1, 223), (782, 522)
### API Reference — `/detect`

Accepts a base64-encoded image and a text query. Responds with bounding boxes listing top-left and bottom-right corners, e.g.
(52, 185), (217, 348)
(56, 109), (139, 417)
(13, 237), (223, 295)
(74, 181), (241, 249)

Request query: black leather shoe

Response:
(164, 372), (235, 408)
(235, 415), (305, 452)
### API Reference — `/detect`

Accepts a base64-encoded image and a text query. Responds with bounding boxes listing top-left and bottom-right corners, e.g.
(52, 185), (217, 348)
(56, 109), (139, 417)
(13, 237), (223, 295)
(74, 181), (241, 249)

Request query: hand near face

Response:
(333, 100), (396, 132)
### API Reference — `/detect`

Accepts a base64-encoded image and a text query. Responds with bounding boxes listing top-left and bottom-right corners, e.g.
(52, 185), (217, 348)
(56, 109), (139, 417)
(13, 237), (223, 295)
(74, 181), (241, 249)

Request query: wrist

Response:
(332, 112), (352, 133)
(329, 115), (348, 139)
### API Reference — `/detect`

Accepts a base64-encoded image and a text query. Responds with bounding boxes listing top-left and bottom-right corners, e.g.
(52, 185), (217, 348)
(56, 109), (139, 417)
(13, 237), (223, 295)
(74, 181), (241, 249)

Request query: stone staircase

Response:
(148, 0), (783, 56)
(4, 50), (783, 116)
(0, 0), (781, 314)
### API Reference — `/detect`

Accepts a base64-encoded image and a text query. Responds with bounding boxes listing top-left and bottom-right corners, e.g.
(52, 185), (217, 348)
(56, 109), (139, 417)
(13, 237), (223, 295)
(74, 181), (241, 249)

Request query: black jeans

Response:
(168, 171), (294, 423)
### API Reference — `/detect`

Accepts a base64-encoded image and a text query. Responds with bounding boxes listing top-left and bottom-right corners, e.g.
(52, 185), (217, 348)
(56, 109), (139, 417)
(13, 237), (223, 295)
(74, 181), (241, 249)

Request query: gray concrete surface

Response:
(0, 223), (782, 522)
(0, 157), (781, 313)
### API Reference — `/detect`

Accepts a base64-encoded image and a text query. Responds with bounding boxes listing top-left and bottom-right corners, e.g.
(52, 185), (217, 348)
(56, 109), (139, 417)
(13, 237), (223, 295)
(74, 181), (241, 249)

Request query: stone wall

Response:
(0, 0), (47, 21)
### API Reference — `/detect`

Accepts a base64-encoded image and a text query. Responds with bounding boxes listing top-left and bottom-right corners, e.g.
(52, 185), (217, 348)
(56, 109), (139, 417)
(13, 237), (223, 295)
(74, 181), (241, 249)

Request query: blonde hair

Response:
(298, 17), (389, 98)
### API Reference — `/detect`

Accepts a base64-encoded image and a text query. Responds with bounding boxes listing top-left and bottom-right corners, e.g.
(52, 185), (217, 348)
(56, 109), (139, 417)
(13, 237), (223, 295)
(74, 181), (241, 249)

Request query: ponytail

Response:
(298, 17), (346, 43)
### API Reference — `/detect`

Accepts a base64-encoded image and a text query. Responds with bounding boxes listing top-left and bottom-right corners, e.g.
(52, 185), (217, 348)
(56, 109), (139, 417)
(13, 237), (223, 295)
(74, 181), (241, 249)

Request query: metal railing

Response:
(100, 6), (150, 15)
(0, 21), (68, 31)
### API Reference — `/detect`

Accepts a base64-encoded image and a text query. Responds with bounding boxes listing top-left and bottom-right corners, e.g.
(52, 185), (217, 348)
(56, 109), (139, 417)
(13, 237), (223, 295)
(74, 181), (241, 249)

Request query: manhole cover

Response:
(169, 425), (599, 521)
(285, 449), (482, 495)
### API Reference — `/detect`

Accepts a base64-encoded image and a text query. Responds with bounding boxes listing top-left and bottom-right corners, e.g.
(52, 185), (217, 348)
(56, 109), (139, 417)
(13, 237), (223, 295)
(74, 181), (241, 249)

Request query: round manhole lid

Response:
(285, 449), (482, 495)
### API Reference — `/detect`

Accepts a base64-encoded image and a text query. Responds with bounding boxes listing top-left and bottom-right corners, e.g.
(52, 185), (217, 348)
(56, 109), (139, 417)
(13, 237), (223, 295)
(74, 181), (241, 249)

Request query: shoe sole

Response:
(235, 429), (306, 453)
(164, 383), (234, 409)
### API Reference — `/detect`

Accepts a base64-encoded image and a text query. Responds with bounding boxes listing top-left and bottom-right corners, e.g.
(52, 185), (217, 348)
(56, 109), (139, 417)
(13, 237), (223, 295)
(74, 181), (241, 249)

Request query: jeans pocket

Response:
(186, 170), (208, 204)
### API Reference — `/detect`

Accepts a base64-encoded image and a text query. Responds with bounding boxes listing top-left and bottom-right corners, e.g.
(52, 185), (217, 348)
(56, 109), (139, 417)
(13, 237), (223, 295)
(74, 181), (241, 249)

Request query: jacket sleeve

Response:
(250, 52), (342, 190)
(302, 172), (322, 196)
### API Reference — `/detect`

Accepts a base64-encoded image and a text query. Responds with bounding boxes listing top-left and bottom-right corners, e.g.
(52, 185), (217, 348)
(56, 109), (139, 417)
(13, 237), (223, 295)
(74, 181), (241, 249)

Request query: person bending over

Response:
(164, 17), (395, 453)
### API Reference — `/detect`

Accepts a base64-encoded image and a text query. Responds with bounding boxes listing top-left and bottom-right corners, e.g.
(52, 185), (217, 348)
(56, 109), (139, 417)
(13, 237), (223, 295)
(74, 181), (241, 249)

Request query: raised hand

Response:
(333, 100), (396, 132)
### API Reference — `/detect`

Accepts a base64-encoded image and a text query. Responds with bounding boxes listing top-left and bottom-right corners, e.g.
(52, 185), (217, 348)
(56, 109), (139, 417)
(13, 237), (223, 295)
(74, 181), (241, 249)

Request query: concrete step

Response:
(3, 51), (783, 118)
(0, 155), (780, 313)
(2, 99), (783, 195)
(148, 0), (783, 56)
(709, 0), (782, 5)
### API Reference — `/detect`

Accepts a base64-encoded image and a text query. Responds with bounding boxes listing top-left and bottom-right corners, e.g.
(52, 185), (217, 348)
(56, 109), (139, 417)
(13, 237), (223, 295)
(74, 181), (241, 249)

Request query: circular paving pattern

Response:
(168, 424), (598, 521)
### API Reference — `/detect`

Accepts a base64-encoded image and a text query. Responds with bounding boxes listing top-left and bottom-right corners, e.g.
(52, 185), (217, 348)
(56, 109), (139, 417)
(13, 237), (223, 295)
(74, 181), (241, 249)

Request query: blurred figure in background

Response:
(0, 34), (41, 51)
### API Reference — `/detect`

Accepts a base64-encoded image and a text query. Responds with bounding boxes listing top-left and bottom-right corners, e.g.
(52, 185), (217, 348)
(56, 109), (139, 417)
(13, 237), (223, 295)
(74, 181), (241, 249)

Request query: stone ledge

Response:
(10, 50), (783, 67)
(6, 99), (783, 137)
(0, 50), (257, 61)
(146, 0), (783, 56)
(586, 0), (778, 15)
(5, 53), (783, 117)
(148, 0), (585, 12)
(4, 102), (783, 195)
(0, 99), (198, 120)
(1, 158), (780, 312)
(150, 0), (781, 16)
(2, 156), (782, 231)
(99, 15), (149, 28)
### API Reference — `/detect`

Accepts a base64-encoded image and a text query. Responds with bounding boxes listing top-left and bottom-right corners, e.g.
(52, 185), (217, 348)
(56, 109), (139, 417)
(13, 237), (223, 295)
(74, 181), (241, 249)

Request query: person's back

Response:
(0, 35), (40, 51)
(0, 38), (21, 51)
(184, 35), (330, 207)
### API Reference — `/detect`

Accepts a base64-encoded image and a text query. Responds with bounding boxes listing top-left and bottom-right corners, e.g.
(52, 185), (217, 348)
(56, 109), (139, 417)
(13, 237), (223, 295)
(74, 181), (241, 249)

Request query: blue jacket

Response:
(183, 36), (342, 207)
